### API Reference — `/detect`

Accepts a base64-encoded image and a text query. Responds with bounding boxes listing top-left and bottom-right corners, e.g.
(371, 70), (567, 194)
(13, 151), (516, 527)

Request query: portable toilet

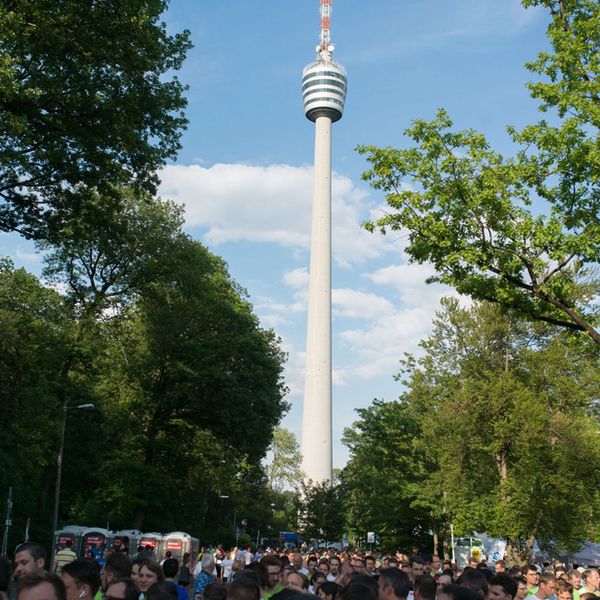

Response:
(112, 530), (142, 554)
(52, 525), (86, 562)
(138, 532), (163, 560)
(81, 527), (112, 564)
(190, 536), (199, 560)
(162, 532), (198, 562)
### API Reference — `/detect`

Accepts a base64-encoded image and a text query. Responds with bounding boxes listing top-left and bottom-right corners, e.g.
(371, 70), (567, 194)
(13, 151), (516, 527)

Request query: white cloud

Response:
(15, 246), (42, 263)
(283, 267), (309, 290)
(333, 288), (394, 320)
(159, 163), (390, 268)
(365, 263), (449, 307)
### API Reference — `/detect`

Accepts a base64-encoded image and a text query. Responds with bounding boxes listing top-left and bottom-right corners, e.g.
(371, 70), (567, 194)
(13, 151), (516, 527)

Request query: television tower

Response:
(300, 0), (347, 485)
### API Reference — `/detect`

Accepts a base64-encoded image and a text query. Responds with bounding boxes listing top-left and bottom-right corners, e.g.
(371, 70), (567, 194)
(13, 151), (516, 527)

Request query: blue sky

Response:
(1, 0), (552, 467)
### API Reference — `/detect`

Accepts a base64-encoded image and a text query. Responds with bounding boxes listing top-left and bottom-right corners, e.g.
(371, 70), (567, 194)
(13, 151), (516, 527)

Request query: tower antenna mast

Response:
(320, 0), (332, 52)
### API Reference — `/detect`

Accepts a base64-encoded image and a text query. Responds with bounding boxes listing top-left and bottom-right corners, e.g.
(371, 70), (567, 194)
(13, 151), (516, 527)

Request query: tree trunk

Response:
(442, 532), (449, 560)
(133, 506), (145, 531)
(506, 533), (536, 567)
(432, 521), (439, 557)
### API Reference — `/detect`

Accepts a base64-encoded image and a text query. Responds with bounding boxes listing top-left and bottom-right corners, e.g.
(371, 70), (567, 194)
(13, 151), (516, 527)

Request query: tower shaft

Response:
(301, 115), (333, 484)
(300, 0), (346, 486)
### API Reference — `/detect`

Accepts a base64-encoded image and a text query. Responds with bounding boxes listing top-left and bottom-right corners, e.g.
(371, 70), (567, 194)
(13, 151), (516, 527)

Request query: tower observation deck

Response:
(302, 55), (347, 123)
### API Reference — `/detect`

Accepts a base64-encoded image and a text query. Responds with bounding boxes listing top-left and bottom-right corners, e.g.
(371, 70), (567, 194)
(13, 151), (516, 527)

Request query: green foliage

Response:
(0, 260), (73, 545)
(407, 299), (600, 562)
(0, 0), (191, 237)
(0, 191), (288, 547)
(341, 400), (435, 552)
(342, 298), (600, 560)
(299, 480), (346, 544)
(266, 427), (303, 492)
(358, 0), (599, 345)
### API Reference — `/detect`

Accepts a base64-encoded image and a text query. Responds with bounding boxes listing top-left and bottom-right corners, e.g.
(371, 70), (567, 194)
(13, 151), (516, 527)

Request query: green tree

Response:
(265, 427), (303, 492)
(358, 0), (599, 344)
(87, 235), (288, 531)
(0, 0), (191, 237)
(0, 260), (73, 544)
(342, 399), (438, 554)
(299, 480), (346, 545)
(404, 299), (600, 564)
(0, 191), (288, 543)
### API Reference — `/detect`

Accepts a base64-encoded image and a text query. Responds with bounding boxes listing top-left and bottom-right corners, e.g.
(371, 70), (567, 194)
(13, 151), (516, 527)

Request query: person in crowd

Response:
(365, 558), (377, 578)
(555, 579), (574, 600)
(317, 562), (329, 580)
(102, 554), (133, 594)
(290, 556), (308, 578)
(286, 572), (309, 594)
(438, 572), (454, 593)
(526, 567), (540, 596)
(409, 558), (426, 585)
(131, 559), (145, 589)
(137, 561), (165, 600)
(220, 553), (234, 585)
(260, 556), (283, 600)
(14, 544), (46, 585)
(53, 541), (77, 575)
(488, 573), (518, 600)
(317, 582), (339, 600)
(193, 555), (215, 600)
(1, 557), (12, 600)
(457, 569), (488, 599)
(309, 573), (326, 596)
(514, 578), (528, 600)
(349, 559), (365, 576)
(105, 578), (139, 600)
(146, 582), (177, 600)
(17, 573), (66, 600)
(60, 560), (101, 600)
(202, 584), (226, 600)
(530, 573), (556, 600)
(414, 576), (435, 600)
(341, 582), (376, 600)
(176, 555), (192, 591)
(378, 568), (410, 600)
(226, 578), (259, 600)
(437, 585), (483, 600)
(162, 558), (188, 600)
(582, 571), (600, 595)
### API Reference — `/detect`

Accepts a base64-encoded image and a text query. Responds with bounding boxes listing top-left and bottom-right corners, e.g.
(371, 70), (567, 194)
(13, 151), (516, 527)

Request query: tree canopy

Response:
(265, 427), (303, 492)
(342, 298), (600, 560)
(0, 191), (288, 547)
(0, 0), (191, 238)
(358, 0), (599, 344)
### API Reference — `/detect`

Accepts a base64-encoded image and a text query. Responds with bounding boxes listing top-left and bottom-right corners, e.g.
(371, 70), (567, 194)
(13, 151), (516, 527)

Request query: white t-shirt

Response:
(222, 558), (234, 580)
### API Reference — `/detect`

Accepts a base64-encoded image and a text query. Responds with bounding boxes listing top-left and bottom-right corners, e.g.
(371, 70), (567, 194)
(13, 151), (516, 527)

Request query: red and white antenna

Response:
(320, 0), (332, 52)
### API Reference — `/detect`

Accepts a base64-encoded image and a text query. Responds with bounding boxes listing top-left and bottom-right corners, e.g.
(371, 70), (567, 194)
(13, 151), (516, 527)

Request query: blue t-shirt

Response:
(167, 581), (189, 600)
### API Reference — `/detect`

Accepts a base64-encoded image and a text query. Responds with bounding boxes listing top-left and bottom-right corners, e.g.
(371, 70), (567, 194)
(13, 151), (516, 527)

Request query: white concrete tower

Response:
(300, 0), (347, 485)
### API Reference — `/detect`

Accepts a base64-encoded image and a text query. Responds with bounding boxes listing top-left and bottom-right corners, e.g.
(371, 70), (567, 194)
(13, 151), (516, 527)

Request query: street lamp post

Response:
(52, 401), (95, 535)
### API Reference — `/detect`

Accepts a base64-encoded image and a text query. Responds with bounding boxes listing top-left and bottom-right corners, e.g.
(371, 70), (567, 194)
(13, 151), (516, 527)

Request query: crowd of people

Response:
(1, 542), (600, 600)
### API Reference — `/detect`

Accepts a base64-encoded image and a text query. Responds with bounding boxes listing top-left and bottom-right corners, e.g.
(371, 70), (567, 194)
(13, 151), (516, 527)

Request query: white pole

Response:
(301, 114), (333, 485)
